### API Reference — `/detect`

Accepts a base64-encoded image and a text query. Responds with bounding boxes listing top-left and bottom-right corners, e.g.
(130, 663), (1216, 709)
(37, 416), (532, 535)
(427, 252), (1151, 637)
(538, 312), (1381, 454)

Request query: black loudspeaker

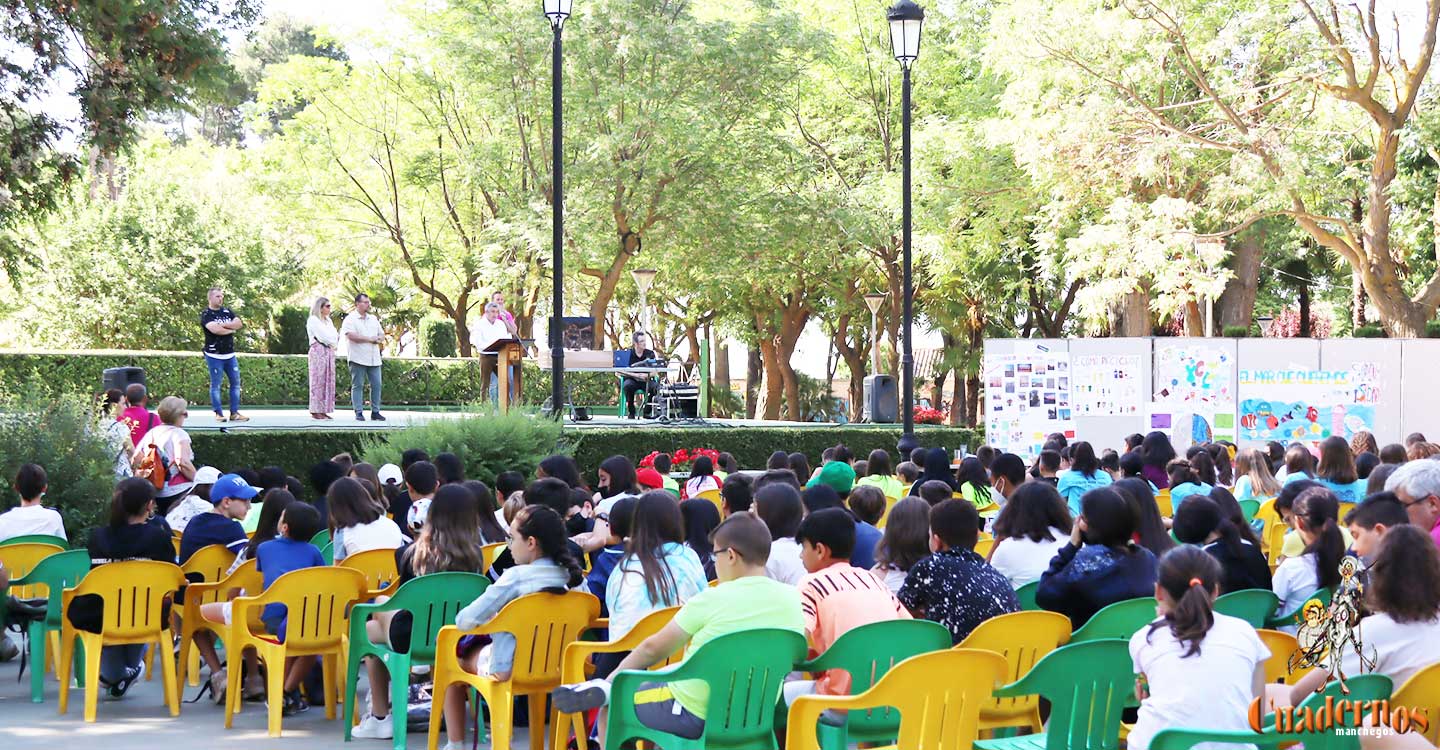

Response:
(102, 366), (146, 393)
(863, 374), (898, 423)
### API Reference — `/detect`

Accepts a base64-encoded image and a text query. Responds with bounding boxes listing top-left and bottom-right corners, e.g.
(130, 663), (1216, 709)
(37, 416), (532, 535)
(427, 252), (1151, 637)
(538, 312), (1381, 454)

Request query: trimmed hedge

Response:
(187, 424), (984, 490)
(0, 350), (618, 407)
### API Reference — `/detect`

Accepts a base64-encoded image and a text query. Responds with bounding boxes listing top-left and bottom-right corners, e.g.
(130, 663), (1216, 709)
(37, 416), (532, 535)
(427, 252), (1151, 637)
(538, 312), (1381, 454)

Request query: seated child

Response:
(0, 464), (65, 541)
(898, 499), (1018, 643)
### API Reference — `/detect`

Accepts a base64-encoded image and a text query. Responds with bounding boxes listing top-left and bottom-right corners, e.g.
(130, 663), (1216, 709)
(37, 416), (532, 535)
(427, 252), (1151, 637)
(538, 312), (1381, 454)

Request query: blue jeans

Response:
(100, 644), (147, 683)
(349, 363), (383, 415)
(204, 355), (241, 415)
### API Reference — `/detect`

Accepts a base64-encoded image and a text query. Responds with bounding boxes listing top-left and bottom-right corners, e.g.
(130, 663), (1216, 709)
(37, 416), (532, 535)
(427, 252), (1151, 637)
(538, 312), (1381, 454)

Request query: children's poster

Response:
(1237, 364), (1380, 446)
(1071, 353), (1143, 416)
(984, 351), (1075, 459)
(1154, 345), (1235, 405)
(1147, 403), (1237, 453)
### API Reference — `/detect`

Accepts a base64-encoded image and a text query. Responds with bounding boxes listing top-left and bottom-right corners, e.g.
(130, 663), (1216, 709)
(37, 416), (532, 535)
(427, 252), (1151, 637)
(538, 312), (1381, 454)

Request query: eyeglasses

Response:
(1399, 493), (1436, 509)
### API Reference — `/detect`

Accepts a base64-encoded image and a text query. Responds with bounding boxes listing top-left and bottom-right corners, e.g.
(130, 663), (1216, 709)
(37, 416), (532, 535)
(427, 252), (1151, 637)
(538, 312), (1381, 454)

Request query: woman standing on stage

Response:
(307, 297), (339, 420)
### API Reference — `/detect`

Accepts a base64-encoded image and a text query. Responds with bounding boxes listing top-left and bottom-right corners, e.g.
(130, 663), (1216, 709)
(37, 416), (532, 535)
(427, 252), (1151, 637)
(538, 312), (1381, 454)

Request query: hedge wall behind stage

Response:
(0, 350), (619, 407)
(188, 424), (985, 489)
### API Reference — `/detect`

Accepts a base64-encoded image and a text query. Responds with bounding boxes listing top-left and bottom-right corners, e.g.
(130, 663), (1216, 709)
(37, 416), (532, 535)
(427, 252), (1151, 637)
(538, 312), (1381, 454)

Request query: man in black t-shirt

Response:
(620, 331), (659, 419)
(200, 287), (248, 422)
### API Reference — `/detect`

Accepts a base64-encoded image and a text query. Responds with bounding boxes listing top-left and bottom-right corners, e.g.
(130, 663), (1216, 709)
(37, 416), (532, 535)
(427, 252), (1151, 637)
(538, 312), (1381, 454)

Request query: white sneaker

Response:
(352, 713), (394, 740)
(441, 743), (467, 750)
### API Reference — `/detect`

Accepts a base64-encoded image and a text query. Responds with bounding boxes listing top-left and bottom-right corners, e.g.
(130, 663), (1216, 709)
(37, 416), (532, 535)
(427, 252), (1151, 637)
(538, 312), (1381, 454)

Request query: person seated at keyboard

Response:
(620, 331), (660, 419)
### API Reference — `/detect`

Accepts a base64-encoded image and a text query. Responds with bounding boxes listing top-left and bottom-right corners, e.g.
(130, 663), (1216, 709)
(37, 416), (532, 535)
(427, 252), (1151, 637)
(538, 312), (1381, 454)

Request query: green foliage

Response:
(362, 409), (565, 486)
(0, 391), (119, 545)
(1222, 325), (1251, 338)
(1426, 321), (1440, 339)
(186, 424), (984, 491)
(792, 373), (841, 422)
(19, 139), (301, 351)
(0, 352), (619, 408)
(421, 320), (457, 358)
(268, 306), (310, 354)
(1354, 325), (1386, 338)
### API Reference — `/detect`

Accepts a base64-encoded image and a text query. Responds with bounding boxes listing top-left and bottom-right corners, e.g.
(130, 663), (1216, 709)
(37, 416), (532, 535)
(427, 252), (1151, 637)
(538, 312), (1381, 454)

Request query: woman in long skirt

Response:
(307, 297), (339, 419)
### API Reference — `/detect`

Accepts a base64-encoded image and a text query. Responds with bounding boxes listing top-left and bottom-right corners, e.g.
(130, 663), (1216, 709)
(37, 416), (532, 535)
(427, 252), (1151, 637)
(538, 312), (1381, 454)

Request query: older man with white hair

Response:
(1384, 458), (1440, 549)
(471, 301), (520, 403)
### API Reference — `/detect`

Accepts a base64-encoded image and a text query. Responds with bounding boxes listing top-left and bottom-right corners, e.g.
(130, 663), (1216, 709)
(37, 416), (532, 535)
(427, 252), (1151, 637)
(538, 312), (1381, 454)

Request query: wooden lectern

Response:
(482, 338), (525, 411)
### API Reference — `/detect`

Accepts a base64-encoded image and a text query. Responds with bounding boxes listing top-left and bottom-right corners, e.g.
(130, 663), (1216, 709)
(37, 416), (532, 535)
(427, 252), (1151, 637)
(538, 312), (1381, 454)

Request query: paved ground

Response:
(0, 648), (537, 749)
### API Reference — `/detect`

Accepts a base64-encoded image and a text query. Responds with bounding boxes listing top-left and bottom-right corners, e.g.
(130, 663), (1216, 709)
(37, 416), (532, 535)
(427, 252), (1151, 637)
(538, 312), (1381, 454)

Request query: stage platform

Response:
(184, 408), (839, 432)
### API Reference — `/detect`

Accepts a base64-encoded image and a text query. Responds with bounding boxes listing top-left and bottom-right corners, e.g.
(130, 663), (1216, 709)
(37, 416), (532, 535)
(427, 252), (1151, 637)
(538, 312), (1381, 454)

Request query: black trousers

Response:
(622, 377), (657, 418)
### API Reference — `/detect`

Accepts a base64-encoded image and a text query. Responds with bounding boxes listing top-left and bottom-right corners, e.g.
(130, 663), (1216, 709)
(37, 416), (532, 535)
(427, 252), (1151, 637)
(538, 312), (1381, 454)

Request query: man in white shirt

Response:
(341, 293), (386, 421)
(470, 302), (519, 403)
(0, 464), (66, 541)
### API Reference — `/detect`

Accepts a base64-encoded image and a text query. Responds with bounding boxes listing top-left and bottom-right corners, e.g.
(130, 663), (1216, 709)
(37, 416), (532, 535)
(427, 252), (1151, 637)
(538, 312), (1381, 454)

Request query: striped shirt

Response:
(798, 562), (909, 695)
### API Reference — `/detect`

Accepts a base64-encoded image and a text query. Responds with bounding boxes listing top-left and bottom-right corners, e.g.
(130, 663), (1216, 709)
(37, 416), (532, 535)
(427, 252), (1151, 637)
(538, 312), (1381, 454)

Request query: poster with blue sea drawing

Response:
(1237, 364), (1380, 446)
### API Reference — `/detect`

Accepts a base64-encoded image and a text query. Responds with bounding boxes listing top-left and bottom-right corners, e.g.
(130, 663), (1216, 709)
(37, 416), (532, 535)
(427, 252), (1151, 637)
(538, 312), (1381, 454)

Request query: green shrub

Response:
(1426, 321), (1440, 339)
(181, 423), (984, 490)
(1354, 324), (1385, 338)
(361, 408), (565, 485)
(0, 351), (618, 407)
(267, 306), (310, 355)
(421, 320), (457, 358)
(0, 391), (120, 544)
(1221, 325), (1250, 338)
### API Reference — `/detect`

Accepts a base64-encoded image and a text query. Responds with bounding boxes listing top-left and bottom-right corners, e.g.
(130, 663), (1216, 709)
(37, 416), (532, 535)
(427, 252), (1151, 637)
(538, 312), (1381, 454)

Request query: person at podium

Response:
(471, 301), (520, 403)
(621, 331), (660, 419)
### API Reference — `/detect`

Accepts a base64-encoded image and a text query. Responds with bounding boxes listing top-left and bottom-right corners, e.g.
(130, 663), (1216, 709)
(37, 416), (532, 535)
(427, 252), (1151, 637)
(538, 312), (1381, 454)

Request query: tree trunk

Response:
(1353, 270), (1367, 329)
(745, 345), (761, 419)
(1299, 278), (1312, 338)
(965, 373), (981, 426)
(756, 337), (784, 420)
(1215, 228), (1263, 330)
(1117, 288), (1151, 336)
(714, 338), (730, 393)
(1184, 299), (1205, 336)
(587, 231), (642, 345)
(776, 310), (808, 422)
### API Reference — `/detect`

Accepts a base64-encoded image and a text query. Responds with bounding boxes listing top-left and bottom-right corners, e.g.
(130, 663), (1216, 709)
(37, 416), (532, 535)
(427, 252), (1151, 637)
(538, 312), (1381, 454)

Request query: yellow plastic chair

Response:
(1337, 502), (1357, 524)
(1266, 523), (1288, 572)
(481, 542), (507, 573)
(176, 558), (262, 696)
(1255, 629), (1311, 685)
(429, 590), (601, 750)
(171, 530), (183, 558)
(0, 542), (65, 598)
(1252, 499), (1280, 556)
(57, 560), (186, 722)
(786, 648), (1008, 750)
(174, 544), (237, 688)
(1393, 662), (1440, 746)
(1155, 488), (1173, 518)
(974, 538), (995, 560)
(224, 566), (368, 737)
(695, 488), (724, 516)
(337, 547), (401, 598)
(551, 606), (682, 750)
(957, 610), (1073, 735)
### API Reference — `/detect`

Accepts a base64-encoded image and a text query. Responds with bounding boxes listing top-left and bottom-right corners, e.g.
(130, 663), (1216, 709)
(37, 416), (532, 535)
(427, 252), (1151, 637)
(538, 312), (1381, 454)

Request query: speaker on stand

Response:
(863, 374), (898, 423)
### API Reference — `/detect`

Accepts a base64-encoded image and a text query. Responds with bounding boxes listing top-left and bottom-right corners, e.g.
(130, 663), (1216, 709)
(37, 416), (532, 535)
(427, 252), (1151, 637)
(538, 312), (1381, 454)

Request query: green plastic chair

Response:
(607, 628), (807, 750)
(1238, 500), (1260, 521)
(784, 619), (954, 749)
(974, 639), (1134, 750)
(1015, 581), (1041, 611)
(0, 534), (69, 549)
(1069, 597), (1158, 642)
(11, 549), (91, 702)
(1148, 674), (1392, 750)
(310, 529), (331, 549)
(1265, 588), (1332, 630)
(320, 541), (334, 565)
(1213, 589), (1280, 628)
(343, 572), (490, 750)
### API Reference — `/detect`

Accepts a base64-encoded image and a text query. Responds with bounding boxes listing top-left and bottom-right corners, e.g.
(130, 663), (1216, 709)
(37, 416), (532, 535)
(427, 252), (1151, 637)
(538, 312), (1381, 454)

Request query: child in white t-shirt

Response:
(0, 464), (66, 541)
(327, 476), (405, 562)
(1128, 545), (1268, 750)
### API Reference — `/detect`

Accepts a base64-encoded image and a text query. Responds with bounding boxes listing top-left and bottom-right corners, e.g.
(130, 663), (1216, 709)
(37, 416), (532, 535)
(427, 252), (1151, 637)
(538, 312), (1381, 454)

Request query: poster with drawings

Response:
(984, 351), (1075, 460)
(1237, 364), (1380, 446)
(1154, 346), (1234, 405)
(1070, 353), (1143, 416)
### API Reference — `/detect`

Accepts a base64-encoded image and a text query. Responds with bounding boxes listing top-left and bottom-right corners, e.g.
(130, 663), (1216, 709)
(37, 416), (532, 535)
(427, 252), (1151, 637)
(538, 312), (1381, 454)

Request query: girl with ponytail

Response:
(1271, 487), (1345, 634)
(1127, 546), (1269, 750)
(1171, 495), (1271, 593)
(444, 505), (583, 748)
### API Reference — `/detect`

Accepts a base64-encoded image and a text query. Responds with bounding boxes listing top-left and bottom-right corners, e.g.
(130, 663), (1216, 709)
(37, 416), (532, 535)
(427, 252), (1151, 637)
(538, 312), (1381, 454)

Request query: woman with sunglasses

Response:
(307, 296), (339, 419)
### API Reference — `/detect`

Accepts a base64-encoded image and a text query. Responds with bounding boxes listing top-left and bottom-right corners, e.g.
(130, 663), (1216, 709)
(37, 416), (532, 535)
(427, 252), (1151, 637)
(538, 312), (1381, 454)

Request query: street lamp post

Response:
(545, 0), (572, 419)
(632, 268), (658, 335)
(863, 292), (887, 376)
(888, 0), (923, 455)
